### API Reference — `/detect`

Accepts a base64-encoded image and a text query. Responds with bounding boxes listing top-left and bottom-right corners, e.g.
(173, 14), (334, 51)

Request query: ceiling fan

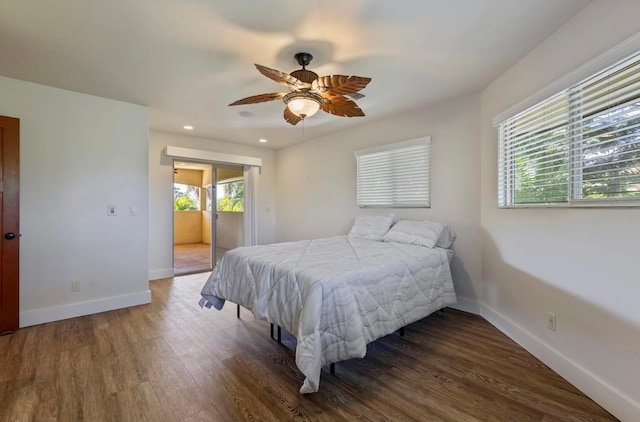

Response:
(229, 52), (372, 126)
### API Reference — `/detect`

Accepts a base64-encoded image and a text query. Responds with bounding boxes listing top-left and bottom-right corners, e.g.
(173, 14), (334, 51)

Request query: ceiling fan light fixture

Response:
(229, 52), (371, 125)
(284, 92), (322, 118)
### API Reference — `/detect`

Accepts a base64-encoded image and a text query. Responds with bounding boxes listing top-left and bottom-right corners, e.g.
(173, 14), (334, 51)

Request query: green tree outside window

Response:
(216, 180), (244, 212)
(174, 183), (200, 210)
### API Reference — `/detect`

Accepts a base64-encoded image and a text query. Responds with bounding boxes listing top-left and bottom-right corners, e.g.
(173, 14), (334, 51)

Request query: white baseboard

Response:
(148, 268), (174, 280)
(20, 290), (151, 328)
(449, 296), (482, 315)
(479, 302), (639, 422)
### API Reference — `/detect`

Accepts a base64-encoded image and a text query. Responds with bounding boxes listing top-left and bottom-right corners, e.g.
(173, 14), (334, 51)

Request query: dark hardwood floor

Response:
(0, 273), (618, 421)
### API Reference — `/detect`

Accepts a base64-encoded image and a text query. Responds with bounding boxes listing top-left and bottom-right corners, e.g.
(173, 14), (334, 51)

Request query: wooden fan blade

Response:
(255, 64), (308, 90)
(312, 75), (371, 96)
(229, 92), (286, 106)
(320, 95), (365, 117)
(283, 107), (302, 126)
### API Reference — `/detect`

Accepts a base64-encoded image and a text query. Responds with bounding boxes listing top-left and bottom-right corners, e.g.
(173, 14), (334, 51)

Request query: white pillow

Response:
(382, 219), (446, 248)
(348, 214), (397, 241)
(436, 224), (456, 248)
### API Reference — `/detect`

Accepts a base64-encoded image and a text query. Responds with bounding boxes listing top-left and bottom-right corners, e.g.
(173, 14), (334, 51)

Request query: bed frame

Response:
(235, 303), (426, 376)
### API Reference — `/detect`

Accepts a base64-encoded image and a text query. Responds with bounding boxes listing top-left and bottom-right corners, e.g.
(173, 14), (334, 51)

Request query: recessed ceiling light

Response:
(183, 125), (194, 130)
(259, 139), (268, 143)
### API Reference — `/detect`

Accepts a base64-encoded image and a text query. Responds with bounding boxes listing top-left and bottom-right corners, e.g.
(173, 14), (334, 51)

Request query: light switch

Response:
(129, 205), (137, 216)
(107, 204), (117, 216)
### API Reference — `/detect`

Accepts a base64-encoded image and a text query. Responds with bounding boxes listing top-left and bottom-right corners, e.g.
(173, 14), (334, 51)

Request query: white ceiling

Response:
(0, 0), (591, 149)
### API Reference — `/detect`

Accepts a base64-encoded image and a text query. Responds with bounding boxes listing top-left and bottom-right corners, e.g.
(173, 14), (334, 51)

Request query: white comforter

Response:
(199, 235), (457, 393)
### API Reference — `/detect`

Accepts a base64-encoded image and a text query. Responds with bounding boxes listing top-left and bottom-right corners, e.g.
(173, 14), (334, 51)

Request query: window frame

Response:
(495, 35), (640, 209)
(354, 136), (431, 208)
(216, 177), (245, 212)
(173, 182), (201, 211)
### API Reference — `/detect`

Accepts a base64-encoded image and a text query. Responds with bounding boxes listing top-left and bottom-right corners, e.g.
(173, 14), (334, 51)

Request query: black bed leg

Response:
(330, 363), (335, 375)
(237, 304), (240, 318)
(270, 324), (282, 343)
(399, 327), (405, 337)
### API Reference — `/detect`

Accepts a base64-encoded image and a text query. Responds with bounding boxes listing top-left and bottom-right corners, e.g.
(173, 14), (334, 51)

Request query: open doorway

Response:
(173, 162), (244, 276)
(173, 161), (212, 276)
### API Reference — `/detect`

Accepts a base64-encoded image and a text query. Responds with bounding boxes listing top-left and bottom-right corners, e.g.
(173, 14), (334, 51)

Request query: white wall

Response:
(0, 76), (150, 327)
(148, 131), (276, 279)
(480, 2), (640, 420)
(276, 93), (482, 308)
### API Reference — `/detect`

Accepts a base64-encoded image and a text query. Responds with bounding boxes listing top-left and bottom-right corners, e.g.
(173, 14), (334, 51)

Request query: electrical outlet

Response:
(71, 280), (81, 292)
(547, 312), (556, 331)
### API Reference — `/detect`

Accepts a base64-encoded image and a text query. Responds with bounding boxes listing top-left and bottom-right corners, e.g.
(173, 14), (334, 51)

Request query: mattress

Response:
(199, 235), (457, 393)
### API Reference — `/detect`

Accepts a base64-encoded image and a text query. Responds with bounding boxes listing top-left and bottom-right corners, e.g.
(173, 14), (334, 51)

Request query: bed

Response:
(199, 215), (457, 393)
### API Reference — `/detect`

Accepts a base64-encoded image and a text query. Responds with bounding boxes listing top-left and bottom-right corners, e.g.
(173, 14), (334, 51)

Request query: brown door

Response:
(0, 116), (20, 334)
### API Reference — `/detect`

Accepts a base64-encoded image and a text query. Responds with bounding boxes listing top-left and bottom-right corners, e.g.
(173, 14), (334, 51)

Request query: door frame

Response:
(164, 146), (261, 259)
(172, 160), (215, 275)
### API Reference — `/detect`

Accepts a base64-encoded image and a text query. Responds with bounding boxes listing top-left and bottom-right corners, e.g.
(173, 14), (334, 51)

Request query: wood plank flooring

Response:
(0, 273), (618, 421)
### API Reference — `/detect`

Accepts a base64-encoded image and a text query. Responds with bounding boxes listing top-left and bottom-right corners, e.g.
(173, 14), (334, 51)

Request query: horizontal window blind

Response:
(355, 137), (431, 208)
(498, 51), (640, 207)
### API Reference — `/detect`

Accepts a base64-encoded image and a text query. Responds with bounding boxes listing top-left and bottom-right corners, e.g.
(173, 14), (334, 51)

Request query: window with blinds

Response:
(355, 137), (431, 208)
(497, 51), (640, 207)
